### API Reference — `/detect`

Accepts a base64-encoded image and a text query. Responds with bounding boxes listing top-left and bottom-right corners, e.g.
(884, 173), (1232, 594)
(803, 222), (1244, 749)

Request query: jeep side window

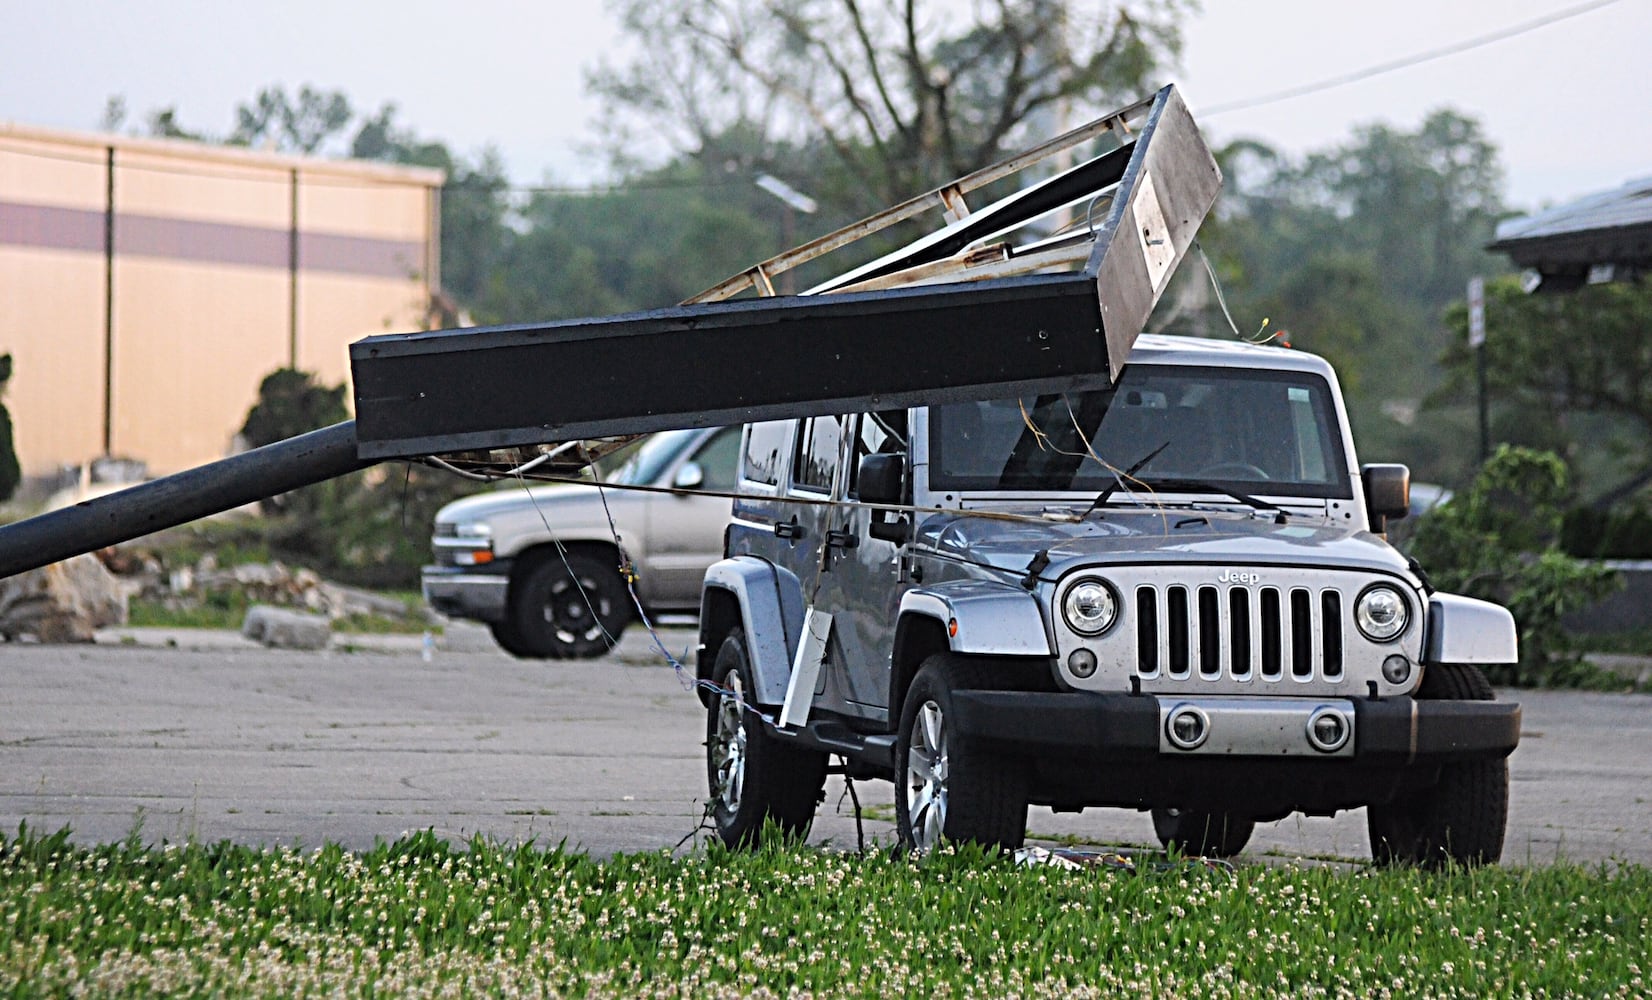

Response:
(742, 420), (791, 487)
(848, 410), (907, 499)
(792, 416), (843, 493)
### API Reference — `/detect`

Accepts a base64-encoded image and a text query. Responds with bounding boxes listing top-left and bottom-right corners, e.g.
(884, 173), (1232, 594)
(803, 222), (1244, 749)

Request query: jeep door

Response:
(807, 411), (908, 725)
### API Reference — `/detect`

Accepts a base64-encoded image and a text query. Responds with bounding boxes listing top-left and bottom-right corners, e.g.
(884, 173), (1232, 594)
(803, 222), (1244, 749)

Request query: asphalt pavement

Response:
(2, 623), (1648, 865)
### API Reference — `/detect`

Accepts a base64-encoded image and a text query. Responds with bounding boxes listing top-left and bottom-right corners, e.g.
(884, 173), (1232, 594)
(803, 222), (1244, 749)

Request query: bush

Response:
(238, 368), (470, 589)
(1561, 503), (1652, 559)
(0, 354), (20, 503)
(1405, 445), (1621, 685)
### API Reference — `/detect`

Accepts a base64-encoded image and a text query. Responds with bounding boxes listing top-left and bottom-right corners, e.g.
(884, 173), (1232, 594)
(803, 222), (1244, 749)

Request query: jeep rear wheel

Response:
(895, 654), (1028, 854)
(705, 630), (827, 847)
(507, 550), (632, 659)
(1367, 663), (1508, 868)
(1151, 808), (1255, 858)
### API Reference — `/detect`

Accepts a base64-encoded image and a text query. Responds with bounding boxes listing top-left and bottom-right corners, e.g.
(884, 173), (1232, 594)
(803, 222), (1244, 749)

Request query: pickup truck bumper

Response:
(949, 690), (1520, 765)
(421, 563), (512, 623)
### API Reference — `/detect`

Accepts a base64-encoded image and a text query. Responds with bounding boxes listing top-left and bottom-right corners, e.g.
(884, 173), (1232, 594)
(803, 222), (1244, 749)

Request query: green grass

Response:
(1, 826), (1647, 997)
(127, 594), (429, 635)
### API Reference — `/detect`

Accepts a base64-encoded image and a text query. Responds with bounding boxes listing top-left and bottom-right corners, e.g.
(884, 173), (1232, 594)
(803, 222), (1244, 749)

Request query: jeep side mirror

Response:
(858, 453), (903, 505)
(1361, 463), (1410, 535)
(858, 453), (911, 543)
(673, 461), (705, 490)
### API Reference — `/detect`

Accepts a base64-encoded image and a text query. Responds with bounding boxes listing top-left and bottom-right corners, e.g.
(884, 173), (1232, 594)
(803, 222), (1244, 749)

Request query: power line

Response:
(1197, 0), (1623, 118)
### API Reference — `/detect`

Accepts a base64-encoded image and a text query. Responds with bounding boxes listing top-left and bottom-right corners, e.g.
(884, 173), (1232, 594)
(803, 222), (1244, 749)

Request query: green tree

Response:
(1439, 277), (1652, 507)
(1198, 111), (1510, 483)
(0, 354), (20, 502)
(1405, 446), (1619, 685)
(591, 0), (1192, 211)
(230, 85), (354, 154)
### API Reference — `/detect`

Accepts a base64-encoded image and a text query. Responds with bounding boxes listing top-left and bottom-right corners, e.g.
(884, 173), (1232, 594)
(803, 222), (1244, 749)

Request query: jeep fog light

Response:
(1381, 654), (1412, 685)
(1063, 578), (1119, 636)
(1305, 706), (1350, 753)
(1355, 585), (1409, 641)
(1067, 648), (1098, 678)
(1166, 705), (1209, 750)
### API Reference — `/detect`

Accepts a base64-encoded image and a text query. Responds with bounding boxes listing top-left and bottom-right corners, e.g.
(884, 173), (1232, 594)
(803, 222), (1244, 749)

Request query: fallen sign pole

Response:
(0, 84), (1219, 580)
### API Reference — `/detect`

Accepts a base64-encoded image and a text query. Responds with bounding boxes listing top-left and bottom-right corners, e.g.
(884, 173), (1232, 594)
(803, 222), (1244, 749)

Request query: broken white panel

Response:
(1133, 169), (1175, 292)
(780, 607), (832, 729)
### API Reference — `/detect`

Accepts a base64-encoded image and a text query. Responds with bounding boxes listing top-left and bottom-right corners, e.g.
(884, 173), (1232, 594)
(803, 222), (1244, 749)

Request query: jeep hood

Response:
(914, 507), (1412, 578)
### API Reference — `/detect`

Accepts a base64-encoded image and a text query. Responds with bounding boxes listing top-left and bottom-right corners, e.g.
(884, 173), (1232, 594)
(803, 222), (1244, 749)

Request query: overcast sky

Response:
(3, 0), (1647, 211)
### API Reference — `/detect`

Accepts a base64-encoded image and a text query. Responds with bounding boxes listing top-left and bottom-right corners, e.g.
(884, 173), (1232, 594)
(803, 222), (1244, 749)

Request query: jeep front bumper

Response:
(950, 690), (1520, 765)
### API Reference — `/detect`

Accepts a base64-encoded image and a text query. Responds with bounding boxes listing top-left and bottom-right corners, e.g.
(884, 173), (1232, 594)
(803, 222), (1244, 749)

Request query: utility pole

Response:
(1468, 275), (1489, 462)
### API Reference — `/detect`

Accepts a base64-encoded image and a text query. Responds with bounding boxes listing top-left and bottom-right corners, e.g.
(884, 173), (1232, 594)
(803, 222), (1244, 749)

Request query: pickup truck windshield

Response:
(929, 364), (1352, 498)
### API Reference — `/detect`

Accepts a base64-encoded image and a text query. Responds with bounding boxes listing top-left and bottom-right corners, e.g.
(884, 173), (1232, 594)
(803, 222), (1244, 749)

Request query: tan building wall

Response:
(0, 123), (442, 478)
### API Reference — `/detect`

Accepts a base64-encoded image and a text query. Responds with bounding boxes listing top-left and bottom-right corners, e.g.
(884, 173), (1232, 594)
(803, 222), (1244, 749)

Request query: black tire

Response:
(894, 654), (1029, 853)
(1151, 808), (1255, 858)
(1367, 663), (1508, 868)
(705, 630), (827, 847)
(487, 618), (535, 657)
(506, 549), (632, 659)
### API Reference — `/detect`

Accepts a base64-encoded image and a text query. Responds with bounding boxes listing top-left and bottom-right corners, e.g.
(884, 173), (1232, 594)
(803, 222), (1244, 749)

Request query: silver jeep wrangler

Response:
(696, 334), (1521, 865)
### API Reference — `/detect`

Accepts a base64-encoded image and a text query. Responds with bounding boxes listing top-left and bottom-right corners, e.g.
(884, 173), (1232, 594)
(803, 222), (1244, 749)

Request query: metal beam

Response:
(349, 85), (1219, 461)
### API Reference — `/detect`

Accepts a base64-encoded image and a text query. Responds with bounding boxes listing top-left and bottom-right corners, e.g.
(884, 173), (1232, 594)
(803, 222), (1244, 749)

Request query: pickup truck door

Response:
(640, 426), (743, 607)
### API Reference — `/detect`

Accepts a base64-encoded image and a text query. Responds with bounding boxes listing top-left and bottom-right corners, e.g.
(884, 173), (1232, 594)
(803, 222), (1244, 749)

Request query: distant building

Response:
(0, 122), (443, 480)
(1489, 175), (1652, 292)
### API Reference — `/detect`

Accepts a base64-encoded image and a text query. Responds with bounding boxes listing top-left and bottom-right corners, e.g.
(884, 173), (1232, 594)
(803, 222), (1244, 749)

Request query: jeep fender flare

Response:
(1424, 592), (1518, 665)
(698, 556), (805, 707)
(898, 581), (1054, 657)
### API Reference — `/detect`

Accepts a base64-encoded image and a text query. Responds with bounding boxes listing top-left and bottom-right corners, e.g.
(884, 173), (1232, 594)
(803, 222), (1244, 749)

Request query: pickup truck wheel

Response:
(705, 629), (827, 847)
(895, 654), (1029, 854)
(1366, 663), (1508, 868)
(1151, 808), (1254, 858)
(487, 619), (534, 657)
(508, 550), (632, 659)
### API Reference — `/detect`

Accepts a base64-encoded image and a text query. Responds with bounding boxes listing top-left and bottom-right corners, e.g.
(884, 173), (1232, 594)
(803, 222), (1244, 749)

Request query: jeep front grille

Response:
(1135, 584), (1344, 682)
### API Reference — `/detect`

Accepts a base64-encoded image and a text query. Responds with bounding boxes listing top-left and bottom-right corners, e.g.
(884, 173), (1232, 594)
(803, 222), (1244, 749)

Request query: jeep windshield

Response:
(928, 365), (1352, 500)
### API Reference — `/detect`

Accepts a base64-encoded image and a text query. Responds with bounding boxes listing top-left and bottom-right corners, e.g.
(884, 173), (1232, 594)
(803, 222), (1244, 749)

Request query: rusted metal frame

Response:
(828, 239), (1096, 295)
(686, 94), (1153, 304)
(804, 141), (1133, 295)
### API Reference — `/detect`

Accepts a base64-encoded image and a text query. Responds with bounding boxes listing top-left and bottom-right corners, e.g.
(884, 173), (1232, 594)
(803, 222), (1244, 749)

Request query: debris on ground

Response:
(0, 552), (127, 642)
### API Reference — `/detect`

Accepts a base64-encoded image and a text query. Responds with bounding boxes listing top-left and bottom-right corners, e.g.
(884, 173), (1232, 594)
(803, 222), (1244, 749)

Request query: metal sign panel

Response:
(350, 85), (1220, 461)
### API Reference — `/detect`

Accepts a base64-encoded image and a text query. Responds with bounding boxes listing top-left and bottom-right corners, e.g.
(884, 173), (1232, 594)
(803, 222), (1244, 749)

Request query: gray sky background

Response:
(3, 0), (1647, 211)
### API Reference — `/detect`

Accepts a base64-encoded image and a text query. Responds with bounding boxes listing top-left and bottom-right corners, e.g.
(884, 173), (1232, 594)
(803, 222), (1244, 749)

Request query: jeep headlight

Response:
(1062, 578), (1119, 636)
(454, 522), (492, 540)
(1355, 584), (1409, 642)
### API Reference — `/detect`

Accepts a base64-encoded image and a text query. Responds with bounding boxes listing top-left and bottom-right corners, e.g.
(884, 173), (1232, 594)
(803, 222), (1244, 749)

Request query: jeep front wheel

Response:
(705, 630), (827, 847)
(1151, 808), (1255, 858)
(895, 654), (1028, 853)
(1366, 663), (1509, 867)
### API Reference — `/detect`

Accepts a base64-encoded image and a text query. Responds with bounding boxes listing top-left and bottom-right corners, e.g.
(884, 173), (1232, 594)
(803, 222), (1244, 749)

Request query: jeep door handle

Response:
(774, 520), (805, 540)
(825, 528), (860, 550)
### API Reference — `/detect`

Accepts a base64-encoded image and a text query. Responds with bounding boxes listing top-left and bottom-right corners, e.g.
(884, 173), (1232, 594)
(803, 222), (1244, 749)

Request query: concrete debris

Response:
(135, 557), (422, 624)
(241, 604), (331, 650)
(0, 553), (128, 643)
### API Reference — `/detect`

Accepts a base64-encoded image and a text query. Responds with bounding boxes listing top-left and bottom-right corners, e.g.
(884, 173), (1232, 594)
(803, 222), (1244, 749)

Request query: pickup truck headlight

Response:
(1062, 578), (1119, 636)
(1355, 584), (1409, 641)
(437, 522), (495, 566)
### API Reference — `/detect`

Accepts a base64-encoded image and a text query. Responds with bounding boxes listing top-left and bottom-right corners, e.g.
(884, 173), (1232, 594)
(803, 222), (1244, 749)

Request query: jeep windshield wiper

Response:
(1081, 440), (1170, 517)
(1142, 479), (1284, 516)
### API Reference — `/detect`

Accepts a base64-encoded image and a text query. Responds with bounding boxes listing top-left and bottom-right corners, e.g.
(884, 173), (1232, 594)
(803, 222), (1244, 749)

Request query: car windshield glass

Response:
(929, 364), (1352, 499)
(610, 429), (698, 486)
